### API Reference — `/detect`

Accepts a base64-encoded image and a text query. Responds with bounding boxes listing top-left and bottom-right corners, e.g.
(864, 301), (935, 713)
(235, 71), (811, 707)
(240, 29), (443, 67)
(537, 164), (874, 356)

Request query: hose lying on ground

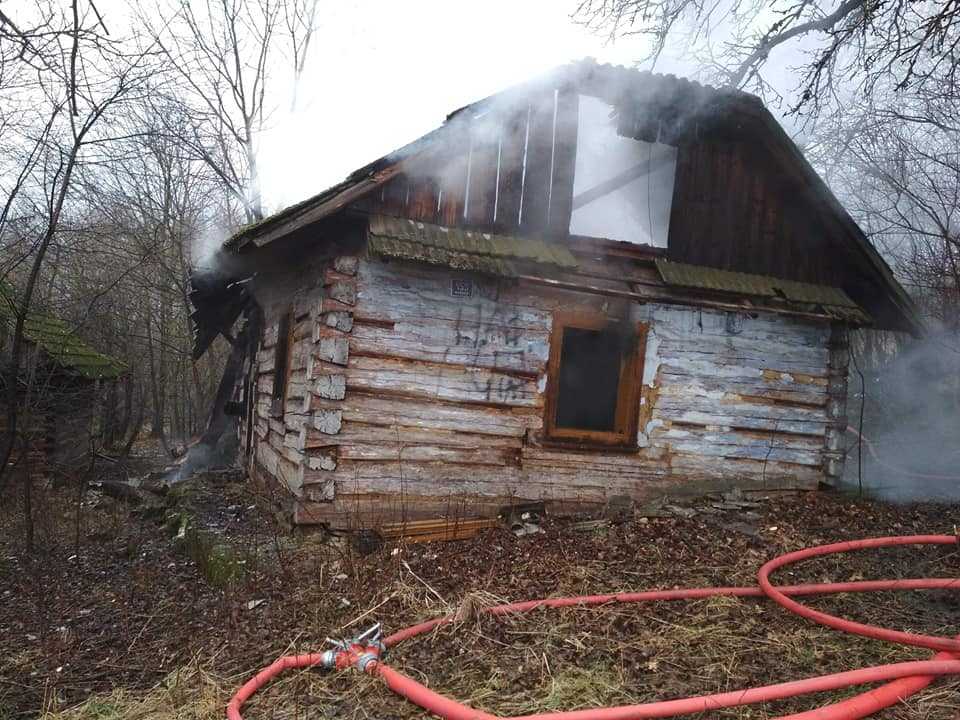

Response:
(227, 535), (960, 720)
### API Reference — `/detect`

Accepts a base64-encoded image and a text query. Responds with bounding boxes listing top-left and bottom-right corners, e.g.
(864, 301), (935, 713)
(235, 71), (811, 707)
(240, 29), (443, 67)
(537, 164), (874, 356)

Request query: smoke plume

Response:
(844, 328), (960, 501)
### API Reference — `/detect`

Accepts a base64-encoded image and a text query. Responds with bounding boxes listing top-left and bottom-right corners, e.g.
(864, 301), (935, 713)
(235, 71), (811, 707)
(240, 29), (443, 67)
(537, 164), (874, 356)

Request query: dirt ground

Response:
(1, 470), (958, 720)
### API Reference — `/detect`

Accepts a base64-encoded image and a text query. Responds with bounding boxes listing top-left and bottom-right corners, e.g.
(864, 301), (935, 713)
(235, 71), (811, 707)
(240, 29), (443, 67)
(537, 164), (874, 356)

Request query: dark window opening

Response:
(271, 309), (293, 416)
(555, 327), (621, 432)
(545, 313), (647, 447)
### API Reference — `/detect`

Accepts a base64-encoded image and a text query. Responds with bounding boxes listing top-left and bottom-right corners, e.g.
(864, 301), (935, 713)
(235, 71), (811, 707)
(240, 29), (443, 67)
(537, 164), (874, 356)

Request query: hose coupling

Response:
(319, 649), (338, 670)
(355, 650), (380, 672)
(324, 622), (386, 672)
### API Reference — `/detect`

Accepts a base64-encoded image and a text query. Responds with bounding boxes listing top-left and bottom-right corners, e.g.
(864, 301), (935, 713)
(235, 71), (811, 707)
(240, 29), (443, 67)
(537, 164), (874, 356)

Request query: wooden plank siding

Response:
(353, 88), (581, 238)
(666, 139), (847, 287)
(241, 251), (837, 529)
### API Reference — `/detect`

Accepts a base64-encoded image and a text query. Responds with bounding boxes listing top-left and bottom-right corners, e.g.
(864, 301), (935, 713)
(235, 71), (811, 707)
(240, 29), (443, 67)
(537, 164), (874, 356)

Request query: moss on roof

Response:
(0, 283), (126, 380)
(655, 259), (871, 323)
(367, 215), (577, 277)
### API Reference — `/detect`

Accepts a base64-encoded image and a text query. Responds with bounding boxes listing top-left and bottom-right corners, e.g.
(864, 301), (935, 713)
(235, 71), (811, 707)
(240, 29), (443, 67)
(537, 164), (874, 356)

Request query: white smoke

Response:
(192, 223), (230, 272)
(844, 328), (960, 501)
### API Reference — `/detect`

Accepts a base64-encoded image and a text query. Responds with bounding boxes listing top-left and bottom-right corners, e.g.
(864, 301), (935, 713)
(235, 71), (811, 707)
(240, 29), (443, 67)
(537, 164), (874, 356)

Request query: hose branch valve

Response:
(321, 622), (386, 673)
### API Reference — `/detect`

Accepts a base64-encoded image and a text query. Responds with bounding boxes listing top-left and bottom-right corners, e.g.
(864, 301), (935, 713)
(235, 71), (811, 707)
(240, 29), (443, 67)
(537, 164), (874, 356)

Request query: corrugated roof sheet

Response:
(0, 284), (126, 379)
(367, 215), (577, 277)
(655, 259), (871, 323)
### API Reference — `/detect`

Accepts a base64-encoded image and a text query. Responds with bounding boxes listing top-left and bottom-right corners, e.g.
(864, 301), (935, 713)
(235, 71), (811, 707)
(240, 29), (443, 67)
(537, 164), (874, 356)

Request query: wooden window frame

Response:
(543, 312), (648, 448)
(270, 308), (294, 418)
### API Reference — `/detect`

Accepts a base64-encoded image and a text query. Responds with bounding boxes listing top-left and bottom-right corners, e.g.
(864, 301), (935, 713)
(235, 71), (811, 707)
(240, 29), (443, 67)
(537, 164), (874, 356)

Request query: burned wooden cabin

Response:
(0, 284), (126, 479)
(191, 61), (919, 528)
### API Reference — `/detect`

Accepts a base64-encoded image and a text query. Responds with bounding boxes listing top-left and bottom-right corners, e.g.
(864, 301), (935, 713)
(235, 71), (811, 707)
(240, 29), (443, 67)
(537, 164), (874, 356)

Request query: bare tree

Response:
(576, 1), (960, 113)
(0, 0), (320, 507)
(0, 1), (159, 499)
(71, 103), (210, 449)
(810, 98), (960, 328)
(145, 0), (319, 223)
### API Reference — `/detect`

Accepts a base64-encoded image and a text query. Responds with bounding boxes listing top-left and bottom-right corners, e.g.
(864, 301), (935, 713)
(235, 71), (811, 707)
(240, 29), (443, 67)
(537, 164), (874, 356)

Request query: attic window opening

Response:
(545, 312), (647, 447)
(271, 308), (293, 417)
(569, 94), (677, 247)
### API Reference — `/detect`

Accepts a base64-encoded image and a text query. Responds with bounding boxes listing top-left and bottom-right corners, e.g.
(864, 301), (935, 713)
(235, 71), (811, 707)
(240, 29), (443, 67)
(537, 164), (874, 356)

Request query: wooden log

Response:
(313, 374), (346, 400)
(326, 280), (356, 306)
(320, 310), (354, 333)
(344, 355), (541, 408)
(379, 517), (499, 543)
(333, 255), (359, 276)
(312, 409), (343, 435)
(349, 316), (548, 375)
(316, 334), (349, 366)
(305, 420), (522, 450)
(309, 392), (533, 438)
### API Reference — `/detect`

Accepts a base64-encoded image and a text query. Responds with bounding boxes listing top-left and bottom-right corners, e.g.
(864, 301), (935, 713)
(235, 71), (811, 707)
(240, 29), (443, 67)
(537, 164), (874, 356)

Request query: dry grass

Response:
(886, 682), (960, 719)
(369, 597), (924, 719)
(37, 664), (230, 720)
(37, 589), (960, 720)
(22, 493), (960, 720)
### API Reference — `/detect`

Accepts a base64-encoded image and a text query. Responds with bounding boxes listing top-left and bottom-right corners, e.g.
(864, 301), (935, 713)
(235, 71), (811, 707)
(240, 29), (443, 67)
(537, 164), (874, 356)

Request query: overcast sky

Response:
(255, 1), (667, 211)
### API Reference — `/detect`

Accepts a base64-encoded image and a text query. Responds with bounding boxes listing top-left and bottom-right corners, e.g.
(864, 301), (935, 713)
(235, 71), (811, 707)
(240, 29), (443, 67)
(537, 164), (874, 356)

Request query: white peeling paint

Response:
(642, 324), (661, 387)
(644, 418), (665, 436)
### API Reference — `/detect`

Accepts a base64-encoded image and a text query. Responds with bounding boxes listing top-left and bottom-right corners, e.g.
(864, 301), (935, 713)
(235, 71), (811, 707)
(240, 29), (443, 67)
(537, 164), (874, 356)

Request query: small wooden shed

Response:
(0, 285), (126, 479)
(191, 61), (919, 529)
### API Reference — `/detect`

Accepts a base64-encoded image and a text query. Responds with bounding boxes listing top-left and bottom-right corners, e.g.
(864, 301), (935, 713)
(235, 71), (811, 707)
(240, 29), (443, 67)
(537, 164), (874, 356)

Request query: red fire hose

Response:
(227, 535), (960, 720)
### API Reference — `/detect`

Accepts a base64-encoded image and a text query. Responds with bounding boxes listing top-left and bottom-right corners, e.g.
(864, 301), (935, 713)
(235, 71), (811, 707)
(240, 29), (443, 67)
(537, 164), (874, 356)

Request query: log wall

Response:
(0, 409), (51, 481)
(243, 254), (842, 528)
(0, 375), (98, 482)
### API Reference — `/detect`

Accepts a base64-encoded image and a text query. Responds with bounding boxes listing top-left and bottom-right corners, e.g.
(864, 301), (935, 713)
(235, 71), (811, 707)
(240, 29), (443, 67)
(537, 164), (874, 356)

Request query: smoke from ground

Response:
(167, 430), (240, 485)
(844, 328), (960, 501)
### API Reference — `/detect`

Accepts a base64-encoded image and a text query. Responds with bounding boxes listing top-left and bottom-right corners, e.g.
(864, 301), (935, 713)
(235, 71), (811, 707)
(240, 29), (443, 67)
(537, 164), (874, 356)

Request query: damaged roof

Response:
(0, 283), (126, 379)
(193, 59), (920, 355)
(655, 259), (871, 324)
(224, 60), (752, 252)
(368, 215), (577, 277)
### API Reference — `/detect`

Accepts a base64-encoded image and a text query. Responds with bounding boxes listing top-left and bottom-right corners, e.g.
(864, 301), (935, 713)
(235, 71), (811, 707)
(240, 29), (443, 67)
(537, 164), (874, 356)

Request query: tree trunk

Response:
(116, 374), (133, 445)
(144, 306), (170, 455)
(22, 445), (33, 553)
(0, 149), (79, 491)
(120, 384), (146, 460)
(100, 379), (119, 449)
